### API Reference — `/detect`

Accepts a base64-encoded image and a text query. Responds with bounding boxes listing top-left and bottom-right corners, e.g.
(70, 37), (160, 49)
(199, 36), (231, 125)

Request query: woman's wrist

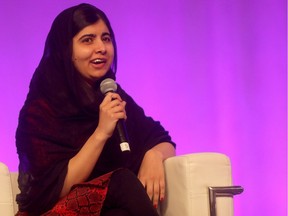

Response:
(93, 128), (110, 144)
(146, 148), (164, 161)
(149, 142), (176, 161)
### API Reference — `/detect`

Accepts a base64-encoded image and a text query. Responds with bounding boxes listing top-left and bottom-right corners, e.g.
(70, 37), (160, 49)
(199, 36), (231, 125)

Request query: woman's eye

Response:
(102, 36), (111, 42)
(82, 37), (93, 43)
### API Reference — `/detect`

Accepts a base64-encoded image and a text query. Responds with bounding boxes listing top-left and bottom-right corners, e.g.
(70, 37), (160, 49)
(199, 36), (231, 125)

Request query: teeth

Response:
(93, 59), (105, 63)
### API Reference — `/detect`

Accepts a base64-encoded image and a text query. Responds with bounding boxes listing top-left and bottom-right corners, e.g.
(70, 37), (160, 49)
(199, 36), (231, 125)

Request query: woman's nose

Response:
(94, 40), (106, 54)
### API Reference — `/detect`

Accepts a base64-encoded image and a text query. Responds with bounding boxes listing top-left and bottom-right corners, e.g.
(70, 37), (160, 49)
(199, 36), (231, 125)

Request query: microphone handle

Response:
(116, 119), (130, 152)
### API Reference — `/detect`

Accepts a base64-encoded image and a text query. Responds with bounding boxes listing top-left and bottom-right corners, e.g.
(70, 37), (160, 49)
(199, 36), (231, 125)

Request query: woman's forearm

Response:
(149, 142), (176, 161)
(60, 129), (108, 197)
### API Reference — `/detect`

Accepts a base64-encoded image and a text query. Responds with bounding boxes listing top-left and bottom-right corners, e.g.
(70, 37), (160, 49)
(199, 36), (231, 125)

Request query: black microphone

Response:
(100, 78), (131, 152)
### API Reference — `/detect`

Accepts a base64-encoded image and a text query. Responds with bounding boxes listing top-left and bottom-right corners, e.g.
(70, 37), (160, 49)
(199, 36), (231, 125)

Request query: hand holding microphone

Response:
(100, 78), (130, 152)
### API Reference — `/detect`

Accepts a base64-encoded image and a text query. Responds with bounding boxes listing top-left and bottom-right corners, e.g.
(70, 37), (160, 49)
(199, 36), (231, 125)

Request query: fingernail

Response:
(154, 204), (158, 209)
(160, 197), (165, 202)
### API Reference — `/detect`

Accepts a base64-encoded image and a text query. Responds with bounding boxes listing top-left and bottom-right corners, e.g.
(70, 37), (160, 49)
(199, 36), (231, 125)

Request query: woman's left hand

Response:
(138, 149), (165, 209)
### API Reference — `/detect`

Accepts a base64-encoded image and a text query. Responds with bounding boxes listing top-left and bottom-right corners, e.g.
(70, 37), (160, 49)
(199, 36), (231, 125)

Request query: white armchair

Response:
(0, 153), (243, 216)
(160, 153), (243, 216)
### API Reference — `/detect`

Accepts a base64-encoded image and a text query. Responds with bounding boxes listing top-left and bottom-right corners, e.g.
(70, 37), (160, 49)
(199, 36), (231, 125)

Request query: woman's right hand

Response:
(95, 92), (127, 140)
(61, 93), (126, 197)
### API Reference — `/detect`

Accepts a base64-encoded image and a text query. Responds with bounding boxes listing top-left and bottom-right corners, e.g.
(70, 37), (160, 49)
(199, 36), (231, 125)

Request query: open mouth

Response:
(91, 58), (106, 65)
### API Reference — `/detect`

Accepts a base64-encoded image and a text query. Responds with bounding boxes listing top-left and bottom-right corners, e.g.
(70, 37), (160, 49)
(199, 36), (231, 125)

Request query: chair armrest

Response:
(160, 153), (236, 216)
(0, 162), (14, 216)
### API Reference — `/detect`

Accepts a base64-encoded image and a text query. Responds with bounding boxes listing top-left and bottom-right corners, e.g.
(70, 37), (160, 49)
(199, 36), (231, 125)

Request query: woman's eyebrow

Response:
(101, 32), (111, 38)
(79, 34), (96, 40)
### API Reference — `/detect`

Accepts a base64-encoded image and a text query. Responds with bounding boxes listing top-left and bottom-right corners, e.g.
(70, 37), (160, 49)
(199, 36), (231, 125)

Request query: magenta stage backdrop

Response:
(0, 0), (286, 215)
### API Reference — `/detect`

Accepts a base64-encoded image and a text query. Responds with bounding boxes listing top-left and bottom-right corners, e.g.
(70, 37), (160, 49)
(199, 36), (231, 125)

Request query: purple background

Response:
(0, 0), (286, 215)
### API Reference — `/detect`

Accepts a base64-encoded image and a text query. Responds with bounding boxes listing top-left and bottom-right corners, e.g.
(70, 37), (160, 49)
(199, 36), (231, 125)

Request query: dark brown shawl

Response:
(15, 3), (175, 215)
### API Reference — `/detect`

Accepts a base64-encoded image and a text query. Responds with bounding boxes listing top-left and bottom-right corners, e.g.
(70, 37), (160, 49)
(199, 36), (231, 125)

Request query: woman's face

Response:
(72, 19), (114, 84)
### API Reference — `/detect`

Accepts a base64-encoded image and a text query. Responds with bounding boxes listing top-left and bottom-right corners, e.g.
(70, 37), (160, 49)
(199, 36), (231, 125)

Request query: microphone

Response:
(100, 78), (131, 152)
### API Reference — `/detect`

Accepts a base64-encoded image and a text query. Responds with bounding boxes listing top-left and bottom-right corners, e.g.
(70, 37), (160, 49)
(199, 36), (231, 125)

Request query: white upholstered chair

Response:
(0, 152), (243, 216)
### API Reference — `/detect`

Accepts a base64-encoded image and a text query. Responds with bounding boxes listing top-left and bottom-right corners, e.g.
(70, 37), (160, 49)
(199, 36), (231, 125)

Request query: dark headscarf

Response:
(16, 3), (174, 215)
(30, 3), (117, 116)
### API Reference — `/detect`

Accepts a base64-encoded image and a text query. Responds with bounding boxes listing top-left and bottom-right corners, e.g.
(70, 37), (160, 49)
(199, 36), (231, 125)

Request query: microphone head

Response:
(100, 78), (117, 94)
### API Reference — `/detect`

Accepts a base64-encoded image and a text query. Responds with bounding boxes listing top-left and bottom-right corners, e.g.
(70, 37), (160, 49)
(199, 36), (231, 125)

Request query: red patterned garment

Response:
(42, 172), (112, 216)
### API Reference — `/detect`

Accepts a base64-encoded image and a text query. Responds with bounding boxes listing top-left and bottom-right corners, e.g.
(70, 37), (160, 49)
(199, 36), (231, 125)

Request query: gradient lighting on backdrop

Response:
(0, 1), (286, 216)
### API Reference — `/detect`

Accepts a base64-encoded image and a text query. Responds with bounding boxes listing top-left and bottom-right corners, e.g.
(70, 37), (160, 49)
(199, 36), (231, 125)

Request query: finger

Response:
(102, 92), (114, 104)
(145, 181), (154, 201)
(101, 99), (124, 115)
(103, 94), (125, 111)
(108, 102), (126, 119)
(101, 92), (121, 104)
(159, 178), (165, 202)
(109, 100), (125, 109)
(152, 181), (160, 208)
(110, 93), (123, 101)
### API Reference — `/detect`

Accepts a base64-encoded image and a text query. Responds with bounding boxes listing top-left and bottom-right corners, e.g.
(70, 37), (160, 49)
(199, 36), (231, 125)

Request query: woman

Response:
(16, 3), (175, 215)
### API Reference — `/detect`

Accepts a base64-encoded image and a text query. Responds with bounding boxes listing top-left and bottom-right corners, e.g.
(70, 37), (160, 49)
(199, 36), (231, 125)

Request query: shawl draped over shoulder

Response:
(15, 3), (175, 215)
